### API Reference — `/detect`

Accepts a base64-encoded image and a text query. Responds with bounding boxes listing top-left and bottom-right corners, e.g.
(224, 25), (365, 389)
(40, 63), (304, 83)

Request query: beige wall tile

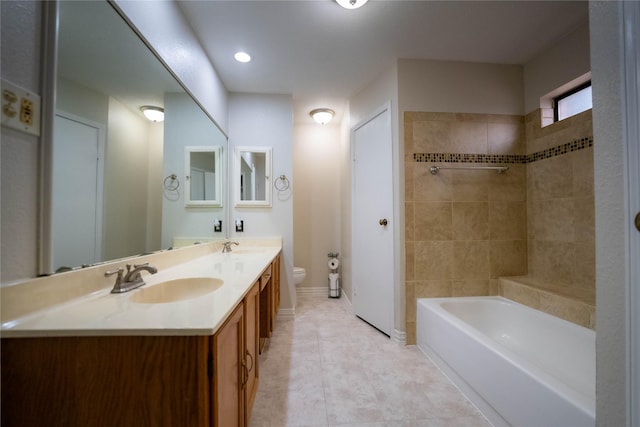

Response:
(490, 240), (527, 278)
(450, 121), (488, 153)
(501, 280), (541, 309)
(415, 280), (453, 298)
(405, 283), (416, 322)
(453, 241), (490, 280)
(452, 280), (490, 296)
(530, 240), (574, 286)
(414, 241), (453, 280)
(405, 161), (414, 200)
(530, 198), (575, 242)
(528, 155), (574, 200)
(488, 122), (524, 155)
(539, 293), (592, 328)
(413, 121), (451, 153)
(452, 202), (489, 240)
(572, 242), (596, 303)
(415, 202), (452, 241)
(405, 241), (415, 281)
(489, 164), (526, 202)
(414, 163), (452, 201)
(573, 196), (595, 243)
(452, 169), (489, 201)
(489, 201), (527, 240)
(406, 321), (416, 345)
(405, 202), (415, 242)
(572, 147), (594, 197)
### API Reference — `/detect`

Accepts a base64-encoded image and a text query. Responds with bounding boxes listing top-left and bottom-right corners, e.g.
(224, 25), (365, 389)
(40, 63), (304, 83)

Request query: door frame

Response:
(350, 101), (404, 342)
(623, 1), (640, 424)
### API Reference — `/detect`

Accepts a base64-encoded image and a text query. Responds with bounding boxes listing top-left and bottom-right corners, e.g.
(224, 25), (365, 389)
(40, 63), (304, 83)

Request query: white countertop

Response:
(1, 245), (281, 338)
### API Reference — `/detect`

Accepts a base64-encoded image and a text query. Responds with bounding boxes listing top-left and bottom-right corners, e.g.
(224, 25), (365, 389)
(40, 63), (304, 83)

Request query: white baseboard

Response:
(296, 287), (329, 297)
(391, 328), (407, 346)
(277, 308), (295, 319)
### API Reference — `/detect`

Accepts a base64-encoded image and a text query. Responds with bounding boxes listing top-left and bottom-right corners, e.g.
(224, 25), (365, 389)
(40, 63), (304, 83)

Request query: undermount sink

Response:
(129, 277), (224, 304)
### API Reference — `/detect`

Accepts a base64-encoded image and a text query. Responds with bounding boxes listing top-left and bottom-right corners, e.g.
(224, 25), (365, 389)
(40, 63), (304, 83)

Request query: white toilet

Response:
(293, 267), (306, 286)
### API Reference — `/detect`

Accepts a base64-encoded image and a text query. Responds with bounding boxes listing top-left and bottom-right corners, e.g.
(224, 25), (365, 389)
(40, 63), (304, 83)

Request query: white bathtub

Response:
(416, 296), (595, 427)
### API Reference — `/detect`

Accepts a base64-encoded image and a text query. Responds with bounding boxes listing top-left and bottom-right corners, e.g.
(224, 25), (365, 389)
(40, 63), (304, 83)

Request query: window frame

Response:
(553, 80), (592, 122)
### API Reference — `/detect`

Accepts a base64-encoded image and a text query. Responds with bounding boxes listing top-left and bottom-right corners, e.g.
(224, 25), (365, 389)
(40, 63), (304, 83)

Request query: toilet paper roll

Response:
(328, 258), (340, 269)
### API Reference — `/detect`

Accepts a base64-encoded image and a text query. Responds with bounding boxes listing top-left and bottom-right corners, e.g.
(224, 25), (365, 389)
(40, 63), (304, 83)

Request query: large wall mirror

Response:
(235, 147), (272, 207)
(40, 1), (228, 275)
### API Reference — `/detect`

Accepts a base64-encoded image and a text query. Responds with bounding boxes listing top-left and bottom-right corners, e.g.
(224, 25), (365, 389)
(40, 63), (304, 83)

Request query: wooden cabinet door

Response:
(212, 302), (245, 427)
(244, 281), (260, 423)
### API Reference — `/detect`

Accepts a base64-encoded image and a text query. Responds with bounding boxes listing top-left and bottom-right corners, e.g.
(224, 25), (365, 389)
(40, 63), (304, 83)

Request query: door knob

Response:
(379, 218), (388, 226)
(635, 212), (640, 232)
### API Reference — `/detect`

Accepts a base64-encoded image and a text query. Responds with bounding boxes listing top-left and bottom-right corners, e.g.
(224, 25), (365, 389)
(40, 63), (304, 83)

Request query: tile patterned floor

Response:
(249, 295), (491, 427)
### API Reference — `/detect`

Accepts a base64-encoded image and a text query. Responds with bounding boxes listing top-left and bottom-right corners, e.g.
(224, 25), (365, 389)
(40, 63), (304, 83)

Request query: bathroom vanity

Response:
(1, 240), (281, 427)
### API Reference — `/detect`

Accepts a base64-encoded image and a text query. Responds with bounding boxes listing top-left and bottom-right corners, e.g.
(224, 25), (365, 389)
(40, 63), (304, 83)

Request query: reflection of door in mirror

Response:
(51, 112), (105, 272)
(190, 152), (216, 200)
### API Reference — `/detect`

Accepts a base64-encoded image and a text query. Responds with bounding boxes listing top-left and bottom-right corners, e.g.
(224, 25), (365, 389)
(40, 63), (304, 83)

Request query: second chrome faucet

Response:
(105, 263), (158, 293)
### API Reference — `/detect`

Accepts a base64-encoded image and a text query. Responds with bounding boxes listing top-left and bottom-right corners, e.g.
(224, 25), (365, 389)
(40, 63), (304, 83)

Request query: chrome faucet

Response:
(222, 241), (239, 253)
(105, 263), (158, 293)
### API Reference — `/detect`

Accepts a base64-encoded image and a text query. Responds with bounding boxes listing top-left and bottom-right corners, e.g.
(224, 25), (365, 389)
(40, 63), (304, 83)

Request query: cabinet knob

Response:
(379, 218), (388, 226)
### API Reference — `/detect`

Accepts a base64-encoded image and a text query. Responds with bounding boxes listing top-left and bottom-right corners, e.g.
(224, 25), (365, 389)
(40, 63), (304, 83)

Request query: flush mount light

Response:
(310, 108), (335, 125)
(234, 51), (251, 63)
(336, 0), (368, 9)
(140, 106), (164, 122)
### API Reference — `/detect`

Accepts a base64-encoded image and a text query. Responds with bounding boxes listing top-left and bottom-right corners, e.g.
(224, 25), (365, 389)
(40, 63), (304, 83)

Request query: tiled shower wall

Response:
(522, 110), (595, 305)
(404, 113), (528, 344)
(404, 110), (595, 343)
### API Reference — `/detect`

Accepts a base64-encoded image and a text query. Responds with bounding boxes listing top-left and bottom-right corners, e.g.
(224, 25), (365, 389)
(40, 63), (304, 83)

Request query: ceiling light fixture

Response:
(234, 51), (252, 63)
(336, 0), (368, 9)
(310, 108), (335, 125)
(140, 106), (164, 122)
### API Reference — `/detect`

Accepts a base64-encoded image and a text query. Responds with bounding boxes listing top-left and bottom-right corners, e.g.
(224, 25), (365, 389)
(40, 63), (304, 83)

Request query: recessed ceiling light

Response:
(234, 51), (251, 63)
(336, 0), (368, 9)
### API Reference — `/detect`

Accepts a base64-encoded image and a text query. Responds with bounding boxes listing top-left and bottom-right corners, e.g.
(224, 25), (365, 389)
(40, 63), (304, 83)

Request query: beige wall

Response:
(293, 124), (342, 290)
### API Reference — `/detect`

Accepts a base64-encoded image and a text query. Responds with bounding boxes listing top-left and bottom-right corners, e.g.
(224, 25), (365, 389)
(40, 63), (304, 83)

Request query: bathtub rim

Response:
(416, 295), (595, 419)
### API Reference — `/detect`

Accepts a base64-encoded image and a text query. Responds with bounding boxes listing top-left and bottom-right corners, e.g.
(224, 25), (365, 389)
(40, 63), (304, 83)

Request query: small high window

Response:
(554, 81), (592, 122)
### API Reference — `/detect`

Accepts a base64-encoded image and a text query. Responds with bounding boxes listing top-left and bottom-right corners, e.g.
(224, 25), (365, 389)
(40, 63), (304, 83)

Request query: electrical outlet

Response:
(20, 98), (34, 125)
(1, 79), (41, 137)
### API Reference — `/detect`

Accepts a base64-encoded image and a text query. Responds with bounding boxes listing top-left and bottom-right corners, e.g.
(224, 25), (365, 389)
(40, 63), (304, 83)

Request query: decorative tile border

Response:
(413, 137), (593, 164)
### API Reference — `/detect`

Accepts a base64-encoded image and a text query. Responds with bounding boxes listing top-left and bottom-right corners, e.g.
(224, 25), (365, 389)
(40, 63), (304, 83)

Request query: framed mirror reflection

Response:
(185, 146), (222, 207)
(235, 147), (272, 207)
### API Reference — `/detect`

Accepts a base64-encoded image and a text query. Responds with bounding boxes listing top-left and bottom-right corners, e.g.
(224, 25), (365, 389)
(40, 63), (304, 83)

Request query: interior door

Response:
(352, 104), (394, 336)
(51, 113), (104, 271)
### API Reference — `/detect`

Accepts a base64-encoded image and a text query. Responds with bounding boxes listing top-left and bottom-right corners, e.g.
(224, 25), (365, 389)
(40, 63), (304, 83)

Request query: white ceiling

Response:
(177, 0), (589, 125)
